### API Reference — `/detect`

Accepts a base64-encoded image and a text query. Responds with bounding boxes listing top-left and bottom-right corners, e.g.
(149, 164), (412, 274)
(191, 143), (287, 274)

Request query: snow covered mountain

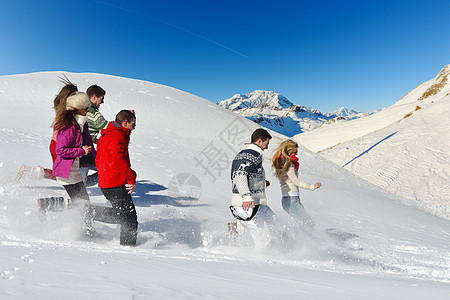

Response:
(217, 90), (331, 136)
(0, 72), (449, 299)
(295, 65), (450, 219)
(216, 91), (374, 137)
(325, 106), (378, 120)
(217, 90), (293, 110)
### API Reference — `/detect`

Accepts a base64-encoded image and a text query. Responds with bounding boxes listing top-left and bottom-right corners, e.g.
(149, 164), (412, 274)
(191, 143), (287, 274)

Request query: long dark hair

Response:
(53, 74), (77, 112)
(52, 75), (79, 131)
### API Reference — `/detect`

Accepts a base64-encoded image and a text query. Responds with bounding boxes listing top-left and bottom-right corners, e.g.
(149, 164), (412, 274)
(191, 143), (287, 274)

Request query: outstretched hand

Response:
(314, 182), (322, 190)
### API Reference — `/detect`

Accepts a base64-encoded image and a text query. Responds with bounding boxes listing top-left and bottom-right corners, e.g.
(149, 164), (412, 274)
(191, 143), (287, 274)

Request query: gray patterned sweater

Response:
(231, 143), (267, 206)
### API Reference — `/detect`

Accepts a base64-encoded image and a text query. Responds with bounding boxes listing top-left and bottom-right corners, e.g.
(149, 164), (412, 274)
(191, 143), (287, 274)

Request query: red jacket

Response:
(96, 121), (136, 188)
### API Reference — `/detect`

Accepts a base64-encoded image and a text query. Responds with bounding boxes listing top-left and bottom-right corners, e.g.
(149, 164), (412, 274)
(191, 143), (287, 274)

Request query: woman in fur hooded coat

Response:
(52, 89), (96, 235)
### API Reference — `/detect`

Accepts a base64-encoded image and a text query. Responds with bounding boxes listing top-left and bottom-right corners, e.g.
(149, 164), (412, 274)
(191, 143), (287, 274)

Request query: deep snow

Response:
(0, 72), (449, 299)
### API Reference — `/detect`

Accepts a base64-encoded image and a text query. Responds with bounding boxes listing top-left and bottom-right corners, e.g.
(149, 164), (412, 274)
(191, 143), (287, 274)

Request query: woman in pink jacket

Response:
(52, 89), (96, 235)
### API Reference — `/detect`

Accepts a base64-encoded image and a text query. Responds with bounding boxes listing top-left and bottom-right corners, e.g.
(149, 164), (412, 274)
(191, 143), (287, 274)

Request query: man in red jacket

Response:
(96, 110), (138, 246)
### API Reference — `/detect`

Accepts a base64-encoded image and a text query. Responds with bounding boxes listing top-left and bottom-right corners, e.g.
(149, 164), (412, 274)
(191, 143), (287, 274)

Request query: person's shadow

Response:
(138, 218), (204, 248)
(132, 179), (207, 248)
(133, 180), (209, 208)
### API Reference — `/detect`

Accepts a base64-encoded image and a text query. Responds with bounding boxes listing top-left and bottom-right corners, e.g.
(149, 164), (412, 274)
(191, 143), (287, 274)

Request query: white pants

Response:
(233, 205), (276, 249)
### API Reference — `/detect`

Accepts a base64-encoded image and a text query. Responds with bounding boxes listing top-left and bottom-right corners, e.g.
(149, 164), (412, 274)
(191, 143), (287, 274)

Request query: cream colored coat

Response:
(279, 163), (315, 196)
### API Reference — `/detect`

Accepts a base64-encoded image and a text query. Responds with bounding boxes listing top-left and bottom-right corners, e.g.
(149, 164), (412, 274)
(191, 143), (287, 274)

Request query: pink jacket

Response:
(52, 122), (96, 178)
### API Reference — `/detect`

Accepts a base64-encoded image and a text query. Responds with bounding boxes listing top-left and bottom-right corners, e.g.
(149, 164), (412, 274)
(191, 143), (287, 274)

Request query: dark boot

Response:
(37, 197), (67, 212)
(120, 222), (138, 246)
(82, 203), (96, 238)
(37, 197), (68, 221)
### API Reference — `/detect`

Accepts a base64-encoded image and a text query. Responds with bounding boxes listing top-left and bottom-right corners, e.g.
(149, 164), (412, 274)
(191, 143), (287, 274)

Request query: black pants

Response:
(63, 181), (92, 231)
(96, 185), (138, 246)
(63, 181), (89, 201)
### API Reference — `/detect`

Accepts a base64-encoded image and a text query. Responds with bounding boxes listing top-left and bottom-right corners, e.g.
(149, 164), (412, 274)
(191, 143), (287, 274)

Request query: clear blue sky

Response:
(1, 0), (448, 112)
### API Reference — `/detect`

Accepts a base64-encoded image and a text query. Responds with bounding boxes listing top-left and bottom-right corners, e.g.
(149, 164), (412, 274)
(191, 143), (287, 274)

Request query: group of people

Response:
(41, 78), (318, 249)
(230, 128), (322, 249)
(49, 78), (138, 246)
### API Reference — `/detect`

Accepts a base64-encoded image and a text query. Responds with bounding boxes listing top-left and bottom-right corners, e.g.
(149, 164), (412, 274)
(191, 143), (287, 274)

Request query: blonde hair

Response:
(271, 139), (299, 179)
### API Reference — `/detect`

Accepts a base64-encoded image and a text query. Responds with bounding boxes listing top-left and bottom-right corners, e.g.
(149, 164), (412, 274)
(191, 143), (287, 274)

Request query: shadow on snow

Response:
(133, 180), (209, 208)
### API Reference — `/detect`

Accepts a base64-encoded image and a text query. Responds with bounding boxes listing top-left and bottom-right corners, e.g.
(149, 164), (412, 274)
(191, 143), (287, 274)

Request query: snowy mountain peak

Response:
(324, 106), (377, 120)
(219, 90), (294, 111)
(217, 90), (371, 137)
(325, 107), (359, 118)
(217, 90), (331, 136)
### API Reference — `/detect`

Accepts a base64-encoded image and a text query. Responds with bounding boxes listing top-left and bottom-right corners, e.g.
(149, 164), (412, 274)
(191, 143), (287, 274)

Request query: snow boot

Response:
(228, 222), (238, 243)
(82, 205), (97, 238)
(15, 165), (55, 181)
(15, 165), (28, 182)
(30, 166), (45, 179)
(37, 197), (68, 221)
(119, 223), (138, 246)
(37, 197), (68, 212)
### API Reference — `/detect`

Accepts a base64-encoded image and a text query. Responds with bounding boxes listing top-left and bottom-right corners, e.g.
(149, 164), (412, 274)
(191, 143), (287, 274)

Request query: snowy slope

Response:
(296, 65), (449, 152)
(318, 96), (450, 219)
(0, 72), (449, 299)
(294, 65), (449, 219)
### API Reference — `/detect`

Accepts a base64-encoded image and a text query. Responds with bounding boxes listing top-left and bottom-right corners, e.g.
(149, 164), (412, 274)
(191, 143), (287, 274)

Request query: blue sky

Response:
(1, 0), (448, 112)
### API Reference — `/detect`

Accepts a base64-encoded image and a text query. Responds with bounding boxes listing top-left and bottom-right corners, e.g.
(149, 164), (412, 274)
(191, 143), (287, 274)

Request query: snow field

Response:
(0, 72), (449, 299)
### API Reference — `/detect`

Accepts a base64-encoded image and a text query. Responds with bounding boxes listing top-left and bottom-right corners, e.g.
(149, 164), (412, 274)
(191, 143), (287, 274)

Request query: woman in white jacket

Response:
(272, 139), (321, 233)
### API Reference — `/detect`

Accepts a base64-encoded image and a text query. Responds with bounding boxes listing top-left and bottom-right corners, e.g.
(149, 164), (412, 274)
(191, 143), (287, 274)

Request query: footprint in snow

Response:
(21, 252), (34, 263)
(1, 268), (19, 280)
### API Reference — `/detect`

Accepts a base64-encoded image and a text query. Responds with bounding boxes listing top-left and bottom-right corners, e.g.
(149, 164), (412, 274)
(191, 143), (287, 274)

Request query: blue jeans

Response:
(281, 195), (315, 232)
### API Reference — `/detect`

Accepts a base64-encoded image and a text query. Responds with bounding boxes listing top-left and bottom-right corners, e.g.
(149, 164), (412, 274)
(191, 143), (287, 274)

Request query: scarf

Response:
(74, 114), (88, 133)
(288, 154), (299, 171)
(74, 114), (88, 146)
